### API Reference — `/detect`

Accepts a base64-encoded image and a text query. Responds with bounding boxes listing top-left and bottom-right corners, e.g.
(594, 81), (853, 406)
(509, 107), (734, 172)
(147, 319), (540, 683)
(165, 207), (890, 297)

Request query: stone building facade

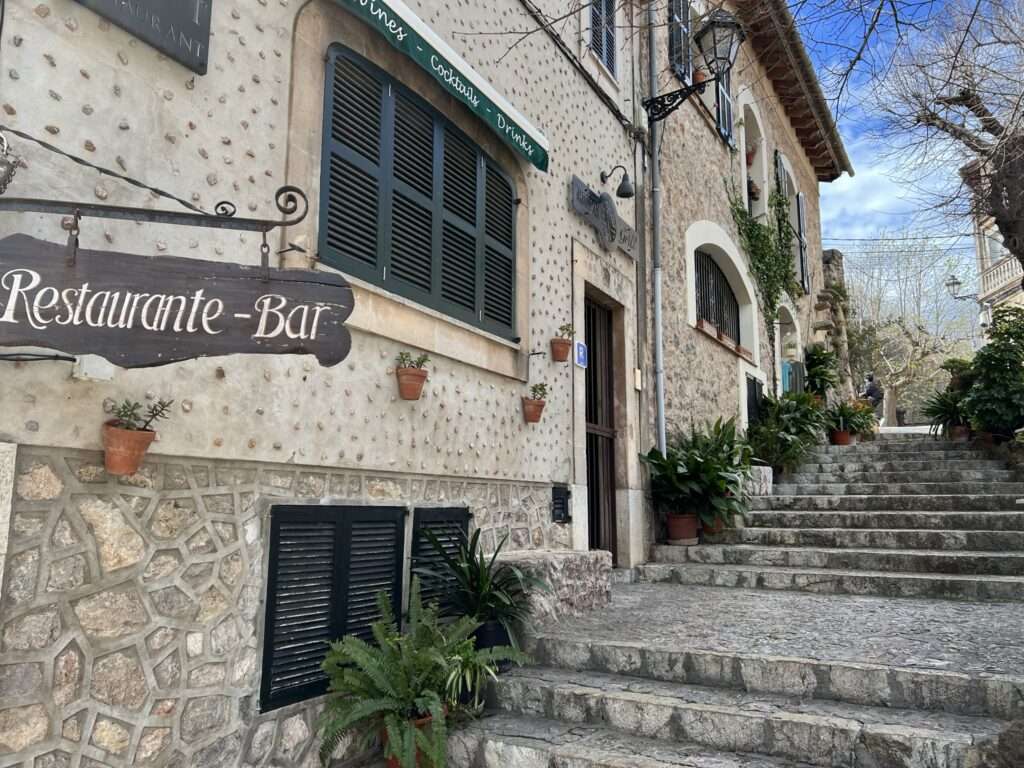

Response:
(0, 0), (848, 766)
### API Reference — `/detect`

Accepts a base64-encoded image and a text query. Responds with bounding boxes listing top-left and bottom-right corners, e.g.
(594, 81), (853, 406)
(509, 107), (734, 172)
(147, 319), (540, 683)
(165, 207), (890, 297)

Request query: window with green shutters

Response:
(319, 45), (518, 339)
(590, 0), (617, 75)
(668, 0), (691, 83)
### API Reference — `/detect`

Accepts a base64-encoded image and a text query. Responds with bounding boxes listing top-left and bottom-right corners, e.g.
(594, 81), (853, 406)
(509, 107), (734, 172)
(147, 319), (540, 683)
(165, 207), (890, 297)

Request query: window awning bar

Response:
(332, 0), (550, 172)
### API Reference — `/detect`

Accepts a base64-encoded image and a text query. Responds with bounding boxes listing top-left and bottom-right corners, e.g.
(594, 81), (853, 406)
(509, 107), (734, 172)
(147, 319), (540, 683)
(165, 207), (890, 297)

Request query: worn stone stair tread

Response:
(634, 562), (1024, 600)
(711, 527), (1024, 551)
(450, 712), (818, 768)
(495, 666), (1005, 744)
(751, 494), (1024, 511)
(773, 482), (1024, 496)
(745, 510), (1024, 531)
(786, 470), (1021, 484)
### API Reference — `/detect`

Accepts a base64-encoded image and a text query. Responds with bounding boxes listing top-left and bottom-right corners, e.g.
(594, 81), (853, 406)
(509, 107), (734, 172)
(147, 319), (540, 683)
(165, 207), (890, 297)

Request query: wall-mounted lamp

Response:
(642, 9), (746, 123)
(600, 165), (635, 199)
(944, 273), (975, 302)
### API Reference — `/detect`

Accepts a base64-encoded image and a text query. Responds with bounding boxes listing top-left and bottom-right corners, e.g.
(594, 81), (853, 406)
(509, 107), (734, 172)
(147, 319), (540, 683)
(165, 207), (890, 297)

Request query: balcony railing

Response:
(980, 256), (1023, 301)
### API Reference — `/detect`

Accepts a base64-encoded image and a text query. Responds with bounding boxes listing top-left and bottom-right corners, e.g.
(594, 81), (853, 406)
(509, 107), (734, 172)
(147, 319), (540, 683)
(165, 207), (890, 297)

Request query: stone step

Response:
(633, 562), (1024, 601)
(652, 544), (1024, 576)
(808, 441), (984, 456)
(750, 494), (1024, 512)
(710, 526), (1024, 552)
(449, 713), (815, 768)
(490, 667), (1004, 768)
(746, 510), (1024, 531)
(773, 481), (1024, 496)
(785, 469), (1020, 484)
(796, 458), (1007, 473)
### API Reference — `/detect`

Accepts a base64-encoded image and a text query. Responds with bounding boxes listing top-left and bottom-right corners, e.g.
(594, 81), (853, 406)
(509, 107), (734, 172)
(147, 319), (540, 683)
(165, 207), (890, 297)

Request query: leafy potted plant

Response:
(747, 392), (826, 477)
(804, 344), (840, 401)
(550, 324), (574, 363)
(924, 389), (970, 441)
(318, 579), (517, 768)
(102, 399), (173, 476)
(417, 528), (547, 651)
(641, 418), (752, 542)
(962, 308), (1024, 441)
(826, 401), (858, 446)
(523, 383), (548, 423)
(395, 352), (430, 401)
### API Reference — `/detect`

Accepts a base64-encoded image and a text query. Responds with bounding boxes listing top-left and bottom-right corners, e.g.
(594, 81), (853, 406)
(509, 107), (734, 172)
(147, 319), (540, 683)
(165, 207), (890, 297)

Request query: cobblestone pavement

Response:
(535, 583), (1024, 676)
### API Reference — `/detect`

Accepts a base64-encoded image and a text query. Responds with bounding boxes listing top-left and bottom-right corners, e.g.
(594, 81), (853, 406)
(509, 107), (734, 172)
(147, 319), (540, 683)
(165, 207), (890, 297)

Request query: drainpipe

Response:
(647, 1), (667, 453)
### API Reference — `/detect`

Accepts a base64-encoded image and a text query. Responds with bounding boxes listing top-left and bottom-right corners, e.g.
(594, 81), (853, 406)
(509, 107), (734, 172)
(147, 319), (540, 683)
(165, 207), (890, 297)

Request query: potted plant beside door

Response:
(102, 399), (174, 476)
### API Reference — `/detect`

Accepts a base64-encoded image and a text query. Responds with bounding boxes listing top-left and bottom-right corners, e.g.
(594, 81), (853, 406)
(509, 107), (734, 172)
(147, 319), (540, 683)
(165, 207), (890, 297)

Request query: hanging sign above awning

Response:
(334, 0), (550, 172)
(0, 235), (354, 368)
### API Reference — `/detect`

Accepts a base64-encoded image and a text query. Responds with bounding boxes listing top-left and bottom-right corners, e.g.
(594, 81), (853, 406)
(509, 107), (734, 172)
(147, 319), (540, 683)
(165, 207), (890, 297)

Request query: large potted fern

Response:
(318, 579), (518, 767)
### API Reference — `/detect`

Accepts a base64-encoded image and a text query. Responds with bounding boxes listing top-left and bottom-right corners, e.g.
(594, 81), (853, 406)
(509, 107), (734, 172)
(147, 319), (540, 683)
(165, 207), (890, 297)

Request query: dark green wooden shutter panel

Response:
(330, 56), (383, 164)
(796, 192), (810, 293)
(342, 510), (405, 642)
(443, 130), (479, 225)
(591, 1), (605, 63)
(483, 165), (516, 331)
(441, 222), (478, 312)
(412, 508), (471, 613)
(483, 246), (514, 327)
(602, 0), (617, 73)
(485, 166), (514, 245)
(325, 156), (379, 269)
(261, 511), (340, 710)
(390, 192), (434, 292)
(393, 93), (434, 198)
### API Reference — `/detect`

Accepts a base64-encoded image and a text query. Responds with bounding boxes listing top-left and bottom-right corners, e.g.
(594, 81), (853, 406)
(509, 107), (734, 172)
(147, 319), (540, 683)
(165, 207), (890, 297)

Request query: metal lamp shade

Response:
(616, 172), (635, 199)
(695, 9), (746, 80)
(945, 274), (964, 298)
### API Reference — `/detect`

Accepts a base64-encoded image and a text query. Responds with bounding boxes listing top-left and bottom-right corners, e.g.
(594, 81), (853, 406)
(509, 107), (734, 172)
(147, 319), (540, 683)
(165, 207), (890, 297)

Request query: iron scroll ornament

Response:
(642, 78), (710, 124)
(0, 185), (310, 234)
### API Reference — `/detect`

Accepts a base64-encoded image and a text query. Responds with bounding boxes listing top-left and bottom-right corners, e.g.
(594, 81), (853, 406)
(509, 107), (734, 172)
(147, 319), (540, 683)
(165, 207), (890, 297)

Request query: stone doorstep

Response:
(773, 482), (1024, 496)
(785, 470), (1021, 484)
(709, 527), (1024, 552)
(651, 544), (1024, 576)
(448, 713), (815, 768)
(746, 510), (1024, 532)
(633, 563), (1024, 601)
(527, 636), (1024, 721)
(750, 494), (1024, 512)
(490, 667), (1004, 768)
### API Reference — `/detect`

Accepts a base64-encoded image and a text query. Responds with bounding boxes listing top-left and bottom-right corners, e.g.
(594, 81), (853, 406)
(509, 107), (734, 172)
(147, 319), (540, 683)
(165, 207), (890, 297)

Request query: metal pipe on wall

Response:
(647, 0), (668, 453)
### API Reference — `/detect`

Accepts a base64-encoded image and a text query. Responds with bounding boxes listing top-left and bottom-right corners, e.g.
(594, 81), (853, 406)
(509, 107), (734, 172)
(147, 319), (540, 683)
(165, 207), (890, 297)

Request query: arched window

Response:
(696, 250), (741, 344)
(318, 44), (518, 339)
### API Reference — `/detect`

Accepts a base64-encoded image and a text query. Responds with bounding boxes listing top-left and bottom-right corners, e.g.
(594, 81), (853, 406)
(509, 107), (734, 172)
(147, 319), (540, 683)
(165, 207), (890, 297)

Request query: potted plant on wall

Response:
(550, 324), (574, 363)
(417, 528), (548, 651)
(103, 399), (173, 476)
(522, 383), (548, 423)
(395, 351), (430, 401)
(641, 418), (752, 543)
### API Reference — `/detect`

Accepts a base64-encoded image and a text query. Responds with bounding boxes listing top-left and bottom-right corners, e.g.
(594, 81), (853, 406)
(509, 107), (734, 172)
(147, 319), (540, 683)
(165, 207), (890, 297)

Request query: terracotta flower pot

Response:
(829, 429), (852, 446)
(102, 421), (156, 476)
(381, 712), (436, 768)
(665, 513), (699, 543)
(396, 367), (428, 401)
(522, 398), (546, 423)
(550, 337), (572, 363)
(746, 148), (756, 167)
(693, 69), (708, 84)
(703, 517), (725, 536)
(948, 425), (971, 442)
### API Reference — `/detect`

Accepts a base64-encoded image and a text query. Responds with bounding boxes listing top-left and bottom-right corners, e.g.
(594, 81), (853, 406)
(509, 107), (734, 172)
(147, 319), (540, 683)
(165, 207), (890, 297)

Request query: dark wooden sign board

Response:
(569, 176), (638, 259)
(73, 0), (213, 75)
(0, 234), (354, 368)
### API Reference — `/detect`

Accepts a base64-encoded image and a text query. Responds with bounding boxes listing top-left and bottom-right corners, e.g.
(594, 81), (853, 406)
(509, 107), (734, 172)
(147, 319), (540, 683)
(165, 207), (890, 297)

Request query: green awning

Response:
(334, 0), (550, 172)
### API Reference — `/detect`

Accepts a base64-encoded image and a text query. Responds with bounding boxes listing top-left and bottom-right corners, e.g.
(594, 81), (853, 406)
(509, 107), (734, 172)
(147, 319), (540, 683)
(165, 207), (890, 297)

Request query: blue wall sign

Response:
(575, 341), (588, 369)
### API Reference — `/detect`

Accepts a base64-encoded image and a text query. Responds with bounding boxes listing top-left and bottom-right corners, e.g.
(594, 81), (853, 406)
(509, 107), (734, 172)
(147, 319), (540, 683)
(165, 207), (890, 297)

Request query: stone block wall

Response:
(499, 550), (612, 627)
(0, 446), (569, 768)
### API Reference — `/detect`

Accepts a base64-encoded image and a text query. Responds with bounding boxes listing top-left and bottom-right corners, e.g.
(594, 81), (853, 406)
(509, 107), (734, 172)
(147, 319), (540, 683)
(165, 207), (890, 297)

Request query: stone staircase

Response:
(448, 434), (1024, 767)
(637, 434), (1024, 601)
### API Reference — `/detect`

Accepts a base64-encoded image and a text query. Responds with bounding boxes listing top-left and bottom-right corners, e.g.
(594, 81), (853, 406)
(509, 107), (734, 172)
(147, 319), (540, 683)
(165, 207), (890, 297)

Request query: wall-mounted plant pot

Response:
(522, 398), (546, 423)
(550, 337), (572, 363)
(102, 421), (156, 476)
(395, 367), (428, 400)
(693, 69), (708, 85)
(948, 425), (971, 442)
(829, 429), (852, 446)
(665, 513), (699, 545)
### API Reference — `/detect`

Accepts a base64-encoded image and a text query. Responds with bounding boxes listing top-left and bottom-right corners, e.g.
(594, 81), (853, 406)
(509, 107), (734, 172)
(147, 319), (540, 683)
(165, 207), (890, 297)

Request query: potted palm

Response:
(417, 528), (548, 651)
(522, 383), (548, 423)
(395, 352), (430, 401)
(641, 418), (752, 543)
(102, 399), (173, 476)
(550, 324), (574, 363)
(923, 390), (970, 441)
(318, 579), (518, 768)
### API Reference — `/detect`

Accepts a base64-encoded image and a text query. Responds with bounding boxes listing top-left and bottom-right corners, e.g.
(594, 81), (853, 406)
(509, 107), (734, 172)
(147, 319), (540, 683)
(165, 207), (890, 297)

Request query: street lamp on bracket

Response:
(642, 9), (747, 124)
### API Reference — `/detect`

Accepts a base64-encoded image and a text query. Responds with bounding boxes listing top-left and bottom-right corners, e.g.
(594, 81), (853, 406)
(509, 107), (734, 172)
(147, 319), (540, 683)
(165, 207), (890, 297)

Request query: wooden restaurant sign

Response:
(0, 235), (355, 368)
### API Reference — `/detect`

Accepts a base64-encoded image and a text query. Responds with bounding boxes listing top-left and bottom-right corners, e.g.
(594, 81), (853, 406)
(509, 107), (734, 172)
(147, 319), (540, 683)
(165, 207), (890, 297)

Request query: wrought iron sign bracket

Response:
(642, 78), (711, 124)
(0, 185), (309, 237)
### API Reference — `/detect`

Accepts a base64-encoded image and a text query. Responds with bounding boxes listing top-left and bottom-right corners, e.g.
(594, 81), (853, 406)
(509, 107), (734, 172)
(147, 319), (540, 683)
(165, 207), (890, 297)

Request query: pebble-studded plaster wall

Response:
(0, 447), (568, 768)
(0, 0), (640, 489)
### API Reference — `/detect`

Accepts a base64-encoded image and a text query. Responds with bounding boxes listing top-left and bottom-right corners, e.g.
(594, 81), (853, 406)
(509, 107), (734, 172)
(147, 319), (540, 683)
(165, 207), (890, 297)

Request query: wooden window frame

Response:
(318, 44), (518, 340)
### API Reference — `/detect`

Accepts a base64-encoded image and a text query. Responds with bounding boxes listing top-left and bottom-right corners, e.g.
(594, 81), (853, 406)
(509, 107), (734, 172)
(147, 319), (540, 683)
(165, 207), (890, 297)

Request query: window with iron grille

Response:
(260, 505), (405, 711)
(319, 45), (517, 339)
(668, 0), (691, 82)
(591, 0), (617, 75)
(716, 70), (734, 143)
(695, 250), (741, 344)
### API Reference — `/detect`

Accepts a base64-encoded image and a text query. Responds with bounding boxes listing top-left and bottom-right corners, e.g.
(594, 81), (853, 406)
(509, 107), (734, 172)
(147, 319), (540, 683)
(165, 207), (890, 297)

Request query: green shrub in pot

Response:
(804, 344), (840, 397)
(747, 392), (826, 475)
(963, 306), (1024, 438)
(825, 401), (859, 445)
(923, 389), (969, 438)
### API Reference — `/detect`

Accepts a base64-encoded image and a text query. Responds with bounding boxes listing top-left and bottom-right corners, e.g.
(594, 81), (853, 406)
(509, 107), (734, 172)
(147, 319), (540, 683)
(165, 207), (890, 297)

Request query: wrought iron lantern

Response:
(643, 10), (746, 123)
(0, 134), (17, 196)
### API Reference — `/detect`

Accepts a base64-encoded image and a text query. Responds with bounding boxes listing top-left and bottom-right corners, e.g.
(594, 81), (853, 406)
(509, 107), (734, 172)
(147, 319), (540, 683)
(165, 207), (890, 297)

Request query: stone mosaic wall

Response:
(0, 446), (567, 768)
